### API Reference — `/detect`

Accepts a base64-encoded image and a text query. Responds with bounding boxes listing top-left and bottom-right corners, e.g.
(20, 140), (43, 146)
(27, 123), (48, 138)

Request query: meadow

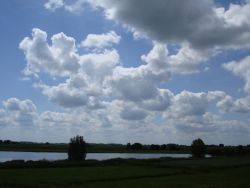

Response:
(0, 157), (250, 188)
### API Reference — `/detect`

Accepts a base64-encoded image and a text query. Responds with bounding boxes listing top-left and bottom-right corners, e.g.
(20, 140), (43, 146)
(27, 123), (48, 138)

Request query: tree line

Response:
(2, 137), (250, 160)
(66, 136), (250, 161)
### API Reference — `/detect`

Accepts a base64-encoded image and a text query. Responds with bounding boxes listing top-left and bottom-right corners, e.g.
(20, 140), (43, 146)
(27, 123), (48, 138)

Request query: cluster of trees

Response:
(68, 135), (87, 161)
(148, 144), (180, 150)
(126, 142), (186, 151)
(126, 143), (143, 150)
(191, 138), (206, 158)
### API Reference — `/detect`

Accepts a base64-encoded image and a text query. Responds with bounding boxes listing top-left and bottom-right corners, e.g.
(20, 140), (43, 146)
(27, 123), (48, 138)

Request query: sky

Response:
(1, 0), (250, 145)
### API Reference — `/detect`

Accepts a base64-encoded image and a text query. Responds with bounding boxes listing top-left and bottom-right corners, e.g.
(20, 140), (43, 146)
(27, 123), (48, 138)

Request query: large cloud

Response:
(20, 29), (120, 108)
(106, 67), (157, 102)
(166, 91), (208, 119)
(34, 49), (119, 108)
(2, 98), (38, 127)
(20, 28), (250, 116)
(93, 0), (250, 49)
(152, 86), (250, 122)
(19, 28), (80, 77)
(141, 42), (209, 74)
(19, 29), (174, 109)
(43, 0), (250, 76)
(3, 98), (36, 113)
(216, 95), (250, 113)
(46, 0), (250, 50)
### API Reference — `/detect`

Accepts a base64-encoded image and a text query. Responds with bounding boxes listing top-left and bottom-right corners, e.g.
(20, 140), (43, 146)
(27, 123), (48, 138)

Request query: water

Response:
(87, 153), (191, 160)
(0, 151), (67, 162)
(0, 151), (192, 162)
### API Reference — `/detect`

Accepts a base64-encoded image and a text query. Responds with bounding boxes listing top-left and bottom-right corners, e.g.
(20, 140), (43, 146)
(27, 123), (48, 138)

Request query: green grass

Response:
(0, 157), (250, 188)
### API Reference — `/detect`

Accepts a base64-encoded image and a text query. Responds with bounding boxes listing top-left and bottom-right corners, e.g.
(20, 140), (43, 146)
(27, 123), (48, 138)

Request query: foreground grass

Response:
(0, 157), (250, 188)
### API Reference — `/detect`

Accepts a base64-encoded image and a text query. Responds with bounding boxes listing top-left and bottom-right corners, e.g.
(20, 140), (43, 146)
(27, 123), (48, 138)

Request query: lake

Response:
(0, 151), (192, 162)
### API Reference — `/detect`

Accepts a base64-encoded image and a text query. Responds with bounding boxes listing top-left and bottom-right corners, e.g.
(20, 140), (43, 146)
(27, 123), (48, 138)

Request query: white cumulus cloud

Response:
(81, 31), (121, 49)
(19, 28), (80, 77)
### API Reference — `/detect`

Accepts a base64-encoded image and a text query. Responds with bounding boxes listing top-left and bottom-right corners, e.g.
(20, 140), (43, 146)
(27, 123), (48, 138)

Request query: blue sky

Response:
(1, 0), (250, 145)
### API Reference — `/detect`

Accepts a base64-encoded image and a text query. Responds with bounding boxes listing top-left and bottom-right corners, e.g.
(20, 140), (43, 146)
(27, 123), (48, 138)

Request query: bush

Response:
(191, 138), (206, 158)
(68, 135), (87, 161)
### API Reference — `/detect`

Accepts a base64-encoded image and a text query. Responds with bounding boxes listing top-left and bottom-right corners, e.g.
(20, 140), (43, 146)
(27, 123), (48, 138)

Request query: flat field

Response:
(0, 157), (250, 188)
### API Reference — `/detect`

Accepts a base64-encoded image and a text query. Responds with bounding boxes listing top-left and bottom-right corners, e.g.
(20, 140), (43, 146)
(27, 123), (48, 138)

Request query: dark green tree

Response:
(191, 138), (206, 158)
(68, 135), (87, 161)
(131, 143), (143, 150)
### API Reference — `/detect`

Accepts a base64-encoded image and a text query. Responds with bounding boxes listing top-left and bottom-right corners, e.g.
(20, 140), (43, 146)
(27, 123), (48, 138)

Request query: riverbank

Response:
(0, 156), (250, 187)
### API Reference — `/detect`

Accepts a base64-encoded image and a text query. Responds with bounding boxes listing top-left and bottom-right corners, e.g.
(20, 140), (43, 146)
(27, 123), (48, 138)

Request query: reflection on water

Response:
(87, 153), (191, 160)
(0, 151), (67, 162)
(0, 151), (192, 162)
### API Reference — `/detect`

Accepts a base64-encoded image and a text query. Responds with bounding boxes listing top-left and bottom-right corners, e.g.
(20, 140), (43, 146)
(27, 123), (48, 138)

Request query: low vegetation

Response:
(0, 156), (250, 188)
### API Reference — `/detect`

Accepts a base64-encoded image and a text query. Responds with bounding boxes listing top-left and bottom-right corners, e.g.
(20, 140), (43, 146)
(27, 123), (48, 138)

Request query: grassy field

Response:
(0, 157), (250, 188)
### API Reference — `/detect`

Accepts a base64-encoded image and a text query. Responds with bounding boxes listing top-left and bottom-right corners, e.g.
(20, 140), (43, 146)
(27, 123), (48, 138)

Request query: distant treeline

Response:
(126, 142), (187, 151)
(0, 140), (18, 144)
(0, 140), (54, 145)
(127, 142), (250, 157)
(207, 144), (250, 156)
(126, 142), (250, 157)
(1, 139), (250, 156)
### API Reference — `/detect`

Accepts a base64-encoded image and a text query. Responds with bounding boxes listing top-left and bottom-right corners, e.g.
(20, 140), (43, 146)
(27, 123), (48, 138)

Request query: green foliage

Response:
(191, 138), (206, 158)
(130, 143), (143, 150)
(68, 135), (86, 161)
